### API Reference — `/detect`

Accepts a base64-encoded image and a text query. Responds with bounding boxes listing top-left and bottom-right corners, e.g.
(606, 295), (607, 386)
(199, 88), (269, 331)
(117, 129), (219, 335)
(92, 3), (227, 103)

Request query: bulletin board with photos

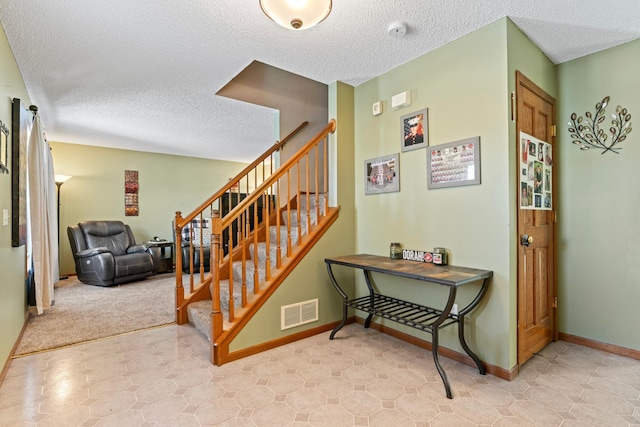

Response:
(520, 132), (552, 210)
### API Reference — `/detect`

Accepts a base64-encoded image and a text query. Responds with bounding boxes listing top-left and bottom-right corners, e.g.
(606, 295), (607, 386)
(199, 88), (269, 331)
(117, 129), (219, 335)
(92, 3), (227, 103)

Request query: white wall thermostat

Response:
(372, 101), (382, 116)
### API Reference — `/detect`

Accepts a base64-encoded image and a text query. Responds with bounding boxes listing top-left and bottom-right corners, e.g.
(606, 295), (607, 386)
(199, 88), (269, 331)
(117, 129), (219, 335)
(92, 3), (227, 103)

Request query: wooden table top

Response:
(325, 254), (493, 287)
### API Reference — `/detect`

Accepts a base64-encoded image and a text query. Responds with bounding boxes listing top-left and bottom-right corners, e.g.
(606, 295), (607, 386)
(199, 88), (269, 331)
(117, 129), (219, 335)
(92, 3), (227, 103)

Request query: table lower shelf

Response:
(347, 294), (458, 333)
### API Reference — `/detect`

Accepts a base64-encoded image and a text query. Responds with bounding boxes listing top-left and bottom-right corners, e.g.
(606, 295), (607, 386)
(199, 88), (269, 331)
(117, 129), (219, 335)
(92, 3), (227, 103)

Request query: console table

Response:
(325, 254), (492, 399)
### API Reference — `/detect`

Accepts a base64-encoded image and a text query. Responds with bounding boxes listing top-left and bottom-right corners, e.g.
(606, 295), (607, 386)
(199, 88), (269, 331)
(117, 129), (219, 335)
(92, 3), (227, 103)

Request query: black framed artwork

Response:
(11, 98), (30, 247)
(0, 120), (8, 174)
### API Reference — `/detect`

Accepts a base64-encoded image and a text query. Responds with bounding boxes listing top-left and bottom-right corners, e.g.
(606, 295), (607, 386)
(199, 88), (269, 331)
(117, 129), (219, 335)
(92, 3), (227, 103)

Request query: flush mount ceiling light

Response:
(260, 0), (332, 30)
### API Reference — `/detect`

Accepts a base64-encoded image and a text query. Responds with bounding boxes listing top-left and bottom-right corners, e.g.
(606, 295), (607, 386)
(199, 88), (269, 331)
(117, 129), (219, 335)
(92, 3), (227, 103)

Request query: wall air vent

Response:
(281, 298), (318, 330)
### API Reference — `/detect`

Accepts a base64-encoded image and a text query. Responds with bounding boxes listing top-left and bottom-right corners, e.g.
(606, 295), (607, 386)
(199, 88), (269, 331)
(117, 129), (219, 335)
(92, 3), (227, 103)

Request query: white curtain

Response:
(26, 115), (58, 314)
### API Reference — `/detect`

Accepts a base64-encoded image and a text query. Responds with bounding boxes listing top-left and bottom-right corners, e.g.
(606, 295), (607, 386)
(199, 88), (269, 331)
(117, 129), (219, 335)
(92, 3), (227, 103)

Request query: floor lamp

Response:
(55, 174), (72, 280)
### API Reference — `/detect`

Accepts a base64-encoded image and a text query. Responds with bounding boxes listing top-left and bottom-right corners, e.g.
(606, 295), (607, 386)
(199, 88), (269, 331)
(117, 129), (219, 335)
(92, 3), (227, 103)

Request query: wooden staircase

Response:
(174, 120), (338, 365)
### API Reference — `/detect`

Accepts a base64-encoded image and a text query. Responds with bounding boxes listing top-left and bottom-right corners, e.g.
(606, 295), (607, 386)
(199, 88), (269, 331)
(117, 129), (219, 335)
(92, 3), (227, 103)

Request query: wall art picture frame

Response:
(427, 136), (481, 189)
(401, 108), (428, 152)
(124, 170), (139, 216)
(364, 153), (400, 195)
(0, 120), (8, 174)
(11, 98), (30, 247)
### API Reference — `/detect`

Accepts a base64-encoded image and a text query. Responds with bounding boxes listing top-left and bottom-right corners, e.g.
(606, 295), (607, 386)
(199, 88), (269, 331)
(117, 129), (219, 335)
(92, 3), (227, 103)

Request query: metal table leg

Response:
(430, 285), (457, 399)
(362, 270), (375, 328)
(326, 263), (348, 340)
(457, 278), (489, 374)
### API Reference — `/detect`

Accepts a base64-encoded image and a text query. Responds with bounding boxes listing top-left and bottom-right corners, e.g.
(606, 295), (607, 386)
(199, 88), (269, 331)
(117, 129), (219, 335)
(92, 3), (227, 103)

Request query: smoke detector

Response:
(387, 21), (408, 37)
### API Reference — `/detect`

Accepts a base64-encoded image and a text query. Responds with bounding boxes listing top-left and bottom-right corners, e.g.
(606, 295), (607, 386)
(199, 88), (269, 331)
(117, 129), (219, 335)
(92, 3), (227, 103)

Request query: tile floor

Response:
(0, 323), (639, 426)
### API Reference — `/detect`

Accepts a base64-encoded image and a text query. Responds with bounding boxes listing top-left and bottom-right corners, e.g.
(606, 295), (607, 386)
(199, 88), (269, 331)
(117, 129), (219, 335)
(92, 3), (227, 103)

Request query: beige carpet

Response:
(15, 273), (177, 356)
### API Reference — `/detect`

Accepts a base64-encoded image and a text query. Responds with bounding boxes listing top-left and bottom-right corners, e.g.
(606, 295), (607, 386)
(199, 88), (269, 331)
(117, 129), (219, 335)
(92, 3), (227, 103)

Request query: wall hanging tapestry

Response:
(124, 170), (139, 216)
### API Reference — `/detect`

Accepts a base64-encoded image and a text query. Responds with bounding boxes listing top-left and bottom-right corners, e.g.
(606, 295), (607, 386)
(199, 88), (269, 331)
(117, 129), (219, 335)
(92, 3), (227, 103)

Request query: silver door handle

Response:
(520, 234), (533, 247)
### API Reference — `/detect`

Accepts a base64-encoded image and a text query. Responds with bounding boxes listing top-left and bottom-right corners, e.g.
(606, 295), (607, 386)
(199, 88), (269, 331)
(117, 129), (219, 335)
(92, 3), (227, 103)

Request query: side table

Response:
(146, 241), (174, 274)
(325, 254), (492, 399)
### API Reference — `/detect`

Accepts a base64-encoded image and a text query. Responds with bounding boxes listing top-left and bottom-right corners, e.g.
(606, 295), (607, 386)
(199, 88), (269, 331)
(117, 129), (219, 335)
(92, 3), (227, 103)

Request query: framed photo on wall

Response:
(364, 153), (400, 195)
(401, 108), (428, 152)
(427, 136), (481, 189)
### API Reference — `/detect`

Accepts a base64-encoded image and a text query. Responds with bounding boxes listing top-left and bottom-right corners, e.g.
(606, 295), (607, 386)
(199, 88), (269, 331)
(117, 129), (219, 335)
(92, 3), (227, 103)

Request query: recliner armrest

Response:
(127, 244), (148, 254)
(77, 247), (110, 258)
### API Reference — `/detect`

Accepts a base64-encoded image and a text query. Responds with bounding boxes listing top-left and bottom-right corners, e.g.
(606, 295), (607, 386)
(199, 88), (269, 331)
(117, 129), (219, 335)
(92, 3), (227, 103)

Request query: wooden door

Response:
(516, 71), (557, 366)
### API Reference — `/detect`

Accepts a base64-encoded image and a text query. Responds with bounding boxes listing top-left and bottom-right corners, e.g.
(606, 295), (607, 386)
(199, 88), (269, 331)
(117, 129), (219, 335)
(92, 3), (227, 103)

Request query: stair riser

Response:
(298, 194), (327, 211)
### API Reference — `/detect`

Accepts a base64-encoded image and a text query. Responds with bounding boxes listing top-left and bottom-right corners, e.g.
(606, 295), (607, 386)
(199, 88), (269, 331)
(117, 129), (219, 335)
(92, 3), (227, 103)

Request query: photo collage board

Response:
(520, 132), (552, 210)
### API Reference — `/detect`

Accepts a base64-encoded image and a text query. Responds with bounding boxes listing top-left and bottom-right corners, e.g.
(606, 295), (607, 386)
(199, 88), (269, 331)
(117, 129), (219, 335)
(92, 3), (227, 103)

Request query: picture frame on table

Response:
(401, 108), (428, 152)
(364, 153), (400, 195)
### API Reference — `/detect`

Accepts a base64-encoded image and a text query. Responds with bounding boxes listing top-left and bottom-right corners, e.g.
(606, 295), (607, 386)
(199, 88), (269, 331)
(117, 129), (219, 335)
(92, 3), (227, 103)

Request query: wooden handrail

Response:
(178, 120), (309, 227)
(221, 120), (336, 230)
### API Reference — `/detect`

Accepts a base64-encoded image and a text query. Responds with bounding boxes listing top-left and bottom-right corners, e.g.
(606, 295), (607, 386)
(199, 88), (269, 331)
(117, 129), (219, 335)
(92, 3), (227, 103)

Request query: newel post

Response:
(174, 211), (185, 324)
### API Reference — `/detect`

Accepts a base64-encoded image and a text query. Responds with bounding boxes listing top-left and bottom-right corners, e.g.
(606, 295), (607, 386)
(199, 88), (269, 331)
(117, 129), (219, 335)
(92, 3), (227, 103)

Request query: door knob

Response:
(521, 234), (533, 247)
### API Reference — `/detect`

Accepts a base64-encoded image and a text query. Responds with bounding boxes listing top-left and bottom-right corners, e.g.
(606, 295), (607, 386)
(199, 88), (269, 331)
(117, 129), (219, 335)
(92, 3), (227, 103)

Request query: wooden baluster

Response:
(210, 210), (223, 359)
(276, 179), (282, 269)
(305, 154), (310, 235)
(323, 135), (328, 213)
(241, 210), (247, 307)
(315, 145), (320, 220)
(253, 198), (259, 293)
(198, 213), (205, 286)
(189, 225), (194, 291)
(286, 170), (292, 257)
(264, 191), (271, 281)
(226, 221), (235, 322)
(296, 162), (302, 243)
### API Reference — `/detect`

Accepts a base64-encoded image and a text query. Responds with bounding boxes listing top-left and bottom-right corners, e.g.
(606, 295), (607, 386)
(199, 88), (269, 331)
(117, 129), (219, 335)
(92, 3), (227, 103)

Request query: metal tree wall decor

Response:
(568, 96), (632, 154)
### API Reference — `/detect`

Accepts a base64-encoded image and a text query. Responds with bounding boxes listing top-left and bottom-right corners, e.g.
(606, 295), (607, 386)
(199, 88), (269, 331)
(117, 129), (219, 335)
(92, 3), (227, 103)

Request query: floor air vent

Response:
(281, 299), (318, 330)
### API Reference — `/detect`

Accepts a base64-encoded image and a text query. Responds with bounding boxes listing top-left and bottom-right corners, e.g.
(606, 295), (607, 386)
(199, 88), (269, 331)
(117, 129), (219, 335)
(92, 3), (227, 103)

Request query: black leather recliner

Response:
(68, 220), (155, 286)
(180, 245), (210, 273)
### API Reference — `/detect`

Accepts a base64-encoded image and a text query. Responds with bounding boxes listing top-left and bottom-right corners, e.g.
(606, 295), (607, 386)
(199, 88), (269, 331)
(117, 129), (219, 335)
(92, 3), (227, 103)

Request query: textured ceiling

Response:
(1, 0), (639, 163)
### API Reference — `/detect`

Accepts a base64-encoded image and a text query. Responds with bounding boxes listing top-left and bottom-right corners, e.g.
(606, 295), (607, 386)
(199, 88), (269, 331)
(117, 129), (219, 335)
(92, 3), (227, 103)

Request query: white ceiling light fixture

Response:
(260, 0), (332, 30)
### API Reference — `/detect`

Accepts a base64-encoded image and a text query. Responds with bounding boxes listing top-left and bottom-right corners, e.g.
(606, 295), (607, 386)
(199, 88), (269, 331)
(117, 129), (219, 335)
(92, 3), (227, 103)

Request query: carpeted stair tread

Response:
(186, 193), (329, 340)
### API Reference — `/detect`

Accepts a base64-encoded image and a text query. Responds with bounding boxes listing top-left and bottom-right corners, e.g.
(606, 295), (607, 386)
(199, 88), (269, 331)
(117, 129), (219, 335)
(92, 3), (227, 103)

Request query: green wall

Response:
(50, 142), (248, 275)
(353, 19), (513, 369)
(0, 25), (30, 373)
(557, 39), (640, 350)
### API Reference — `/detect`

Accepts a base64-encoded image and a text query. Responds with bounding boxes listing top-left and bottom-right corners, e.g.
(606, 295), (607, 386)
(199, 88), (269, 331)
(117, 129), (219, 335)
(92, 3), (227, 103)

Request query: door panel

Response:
(516, 71), (557, 366)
